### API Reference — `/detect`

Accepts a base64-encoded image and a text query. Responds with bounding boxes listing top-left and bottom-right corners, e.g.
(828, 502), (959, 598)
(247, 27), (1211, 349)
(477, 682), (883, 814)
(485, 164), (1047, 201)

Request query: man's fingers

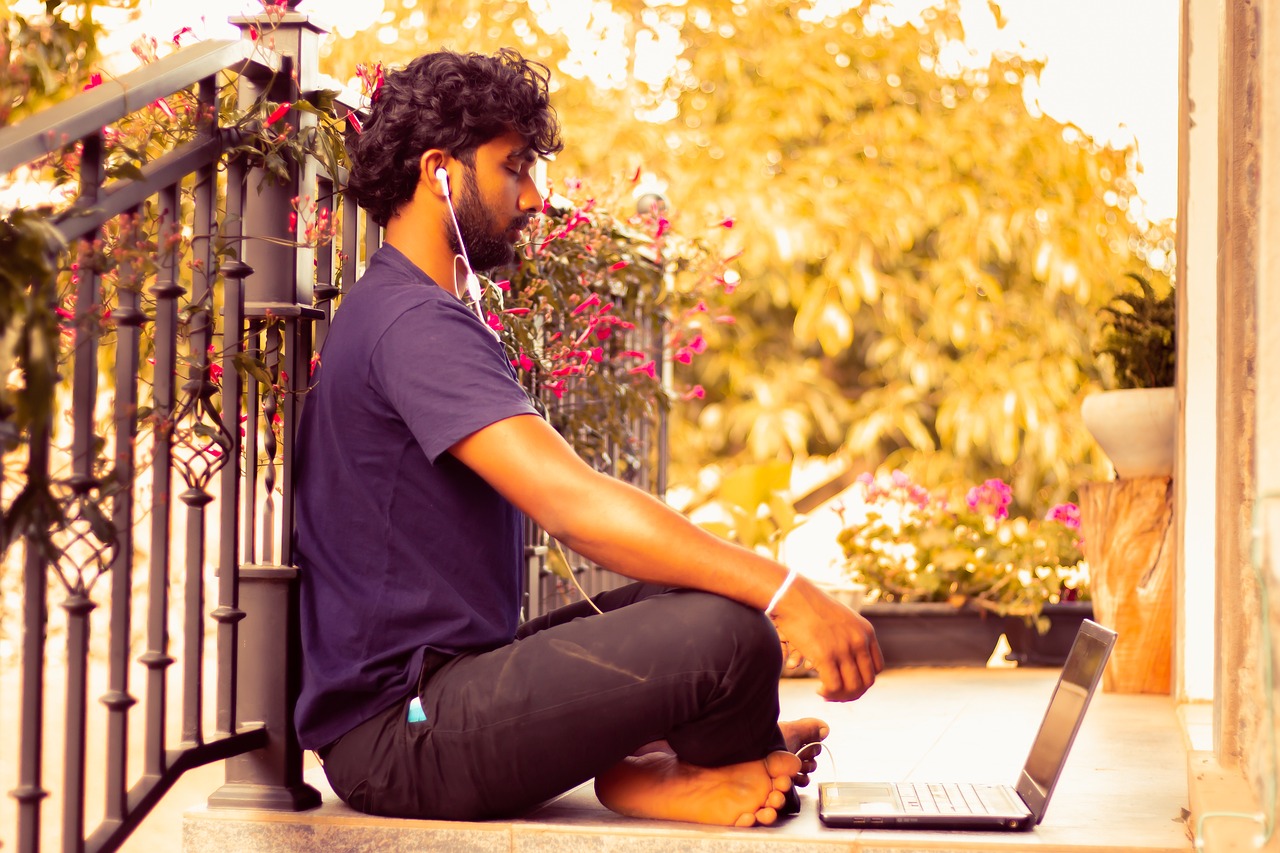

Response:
(838, 652), (866, 700)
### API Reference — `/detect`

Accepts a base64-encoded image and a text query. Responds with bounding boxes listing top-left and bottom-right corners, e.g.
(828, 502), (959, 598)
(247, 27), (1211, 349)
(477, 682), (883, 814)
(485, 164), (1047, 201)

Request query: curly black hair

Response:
(346, 48), (563, 227)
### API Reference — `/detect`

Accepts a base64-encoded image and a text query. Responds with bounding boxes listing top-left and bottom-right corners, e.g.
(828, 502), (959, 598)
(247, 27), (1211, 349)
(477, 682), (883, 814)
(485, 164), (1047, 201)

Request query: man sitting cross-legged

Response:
(292, 47), (883, 827)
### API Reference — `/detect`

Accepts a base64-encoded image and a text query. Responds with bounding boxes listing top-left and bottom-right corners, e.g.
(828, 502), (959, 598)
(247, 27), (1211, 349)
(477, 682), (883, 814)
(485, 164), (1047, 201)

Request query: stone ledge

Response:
(1185, 751), (1279, 852)
(183, 672), (1193, 853)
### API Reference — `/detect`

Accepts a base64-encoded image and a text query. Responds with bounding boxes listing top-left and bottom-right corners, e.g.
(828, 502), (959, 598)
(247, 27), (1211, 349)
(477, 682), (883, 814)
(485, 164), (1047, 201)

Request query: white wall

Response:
(1176, 0), (1220, 703)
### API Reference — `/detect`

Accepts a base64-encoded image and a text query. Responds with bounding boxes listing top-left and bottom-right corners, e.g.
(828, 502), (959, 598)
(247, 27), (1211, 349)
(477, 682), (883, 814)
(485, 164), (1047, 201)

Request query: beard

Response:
(446, 167), (525, 273)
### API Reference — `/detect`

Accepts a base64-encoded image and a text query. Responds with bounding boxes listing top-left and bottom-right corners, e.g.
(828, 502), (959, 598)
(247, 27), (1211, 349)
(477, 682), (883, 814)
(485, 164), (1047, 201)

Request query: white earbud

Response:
(435, 164), (488, 329)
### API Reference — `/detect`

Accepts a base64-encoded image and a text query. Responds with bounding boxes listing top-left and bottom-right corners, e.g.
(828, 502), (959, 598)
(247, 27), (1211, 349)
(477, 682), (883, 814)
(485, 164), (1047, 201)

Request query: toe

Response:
(734, 812), (756, 828)
(764, 750), (802, 780)
(765, 789), (786, 810)
(753, 806), (779, 826)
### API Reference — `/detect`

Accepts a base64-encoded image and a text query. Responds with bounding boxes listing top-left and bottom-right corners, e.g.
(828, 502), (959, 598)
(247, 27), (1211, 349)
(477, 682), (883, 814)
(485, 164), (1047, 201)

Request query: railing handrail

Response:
(0, 38), (283, 176)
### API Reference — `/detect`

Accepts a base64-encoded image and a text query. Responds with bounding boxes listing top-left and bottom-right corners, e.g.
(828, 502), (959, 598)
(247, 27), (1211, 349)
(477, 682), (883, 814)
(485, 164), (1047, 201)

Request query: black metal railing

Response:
(1, 5), (668, 852)
(0, 7), (347, 850)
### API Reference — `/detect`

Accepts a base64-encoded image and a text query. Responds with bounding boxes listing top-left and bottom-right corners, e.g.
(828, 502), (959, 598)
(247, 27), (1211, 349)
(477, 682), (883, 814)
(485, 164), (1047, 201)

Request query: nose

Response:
(519, 176), (544, 215)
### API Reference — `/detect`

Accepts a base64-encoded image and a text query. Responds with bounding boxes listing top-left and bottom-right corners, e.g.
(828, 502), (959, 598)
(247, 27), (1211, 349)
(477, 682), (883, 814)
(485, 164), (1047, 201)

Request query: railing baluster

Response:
(214, 154), (249, 739)
(279, 317), (306, 567)
(70, 132), (103, 490)
(61, 588), (95, 853)
(341, 181), (358, 292)
(180, 83), (218, 745)
(363, 207), (381, 256)
(260, 322), (280, 565)
(103, 207), (145, 825)
(242, 324), (261, 567)
(140, 183), (183, 777)
(313, 177), (337, 351)
(63, 128), (107, 853)
(15, 426), (51, 853)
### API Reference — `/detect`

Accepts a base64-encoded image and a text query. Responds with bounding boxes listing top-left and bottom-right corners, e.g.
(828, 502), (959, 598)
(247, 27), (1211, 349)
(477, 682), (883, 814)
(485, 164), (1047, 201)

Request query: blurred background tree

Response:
(317, 0), (1172, 512)
(6, 0), (1164, 513)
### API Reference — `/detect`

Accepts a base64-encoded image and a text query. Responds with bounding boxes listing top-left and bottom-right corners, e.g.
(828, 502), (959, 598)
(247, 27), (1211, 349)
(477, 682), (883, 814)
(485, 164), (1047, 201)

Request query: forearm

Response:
(449, 414), (881, 700)
(550, 470), (794, 612)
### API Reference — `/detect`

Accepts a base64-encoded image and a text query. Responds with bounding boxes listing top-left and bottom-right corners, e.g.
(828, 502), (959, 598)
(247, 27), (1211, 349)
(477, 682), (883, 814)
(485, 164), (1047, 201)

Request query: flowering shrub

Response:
(836, 470), (1088, 628)
(495, 179), (737, 472)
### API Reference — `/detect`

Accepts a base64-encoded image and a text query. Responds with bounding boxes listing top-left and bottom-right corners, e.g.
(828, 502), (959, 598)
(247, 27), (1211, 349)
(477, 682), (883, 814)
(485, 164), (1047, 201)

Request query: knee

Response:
(666, 590), (781, 671)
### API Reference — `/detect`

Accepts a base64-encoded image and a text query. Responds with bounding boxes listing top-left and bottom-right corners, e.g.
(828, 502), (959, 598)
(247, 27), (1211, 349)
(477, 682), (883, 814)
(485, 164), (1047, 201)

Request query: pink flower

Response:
(348, 112), (363, 134)
(504, 307), (531, 316)
(719, 217), (735, 228)
(547, 380), (567, 399)
(513, 351), (534, 372)
(584, 347), (604, 363)
(485, 312), (504, 332)
(571, 293), (601, 315)
(689, 334), (707, 354)
(714, 315), (736, 325)
(674, 348), (693, 364)
(153, 98), (177, 120)
(628, 360), (657, 379)
(1046, 503), (1082, 531)
(266, 102), (292, 125)
(966, 478), (1013, 520)
(620, 350), (646, 360)
(494, 279), (511, 292)
(609, 260), (629, 271)
(83, 72), (103, 91)
(172, 26), (194, 46)
(681, 385), (706, 400)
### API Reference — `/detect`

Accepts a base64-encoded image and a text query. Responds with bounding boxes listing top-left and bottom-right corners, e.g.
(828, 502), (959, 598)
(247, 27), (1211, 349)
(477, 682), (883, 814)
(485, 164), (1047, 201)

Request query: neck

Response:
(384, 204), (464, 296)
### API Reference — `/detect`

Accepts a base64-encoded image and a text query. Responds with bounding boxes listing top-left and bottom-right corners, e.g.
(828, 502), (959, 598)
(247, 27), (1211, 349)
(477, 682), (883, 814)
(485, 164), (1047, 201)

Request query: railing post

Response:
(208, 0), (323, 812)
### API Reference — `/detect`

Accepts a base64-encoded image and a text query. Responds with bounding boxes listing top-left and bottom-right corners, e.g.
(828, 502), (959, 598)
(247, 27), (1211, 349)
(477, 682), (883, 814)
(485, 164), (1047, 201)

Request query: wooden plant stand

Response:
(1078, 476), (1175, 694)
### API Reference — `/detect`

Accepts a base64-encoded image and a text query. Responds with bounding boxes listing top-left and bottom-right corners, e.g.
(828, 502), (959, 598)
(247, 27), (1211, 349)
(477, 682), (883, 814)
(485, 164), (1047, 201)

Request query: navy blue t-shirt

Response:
(293, 244), (539, 750)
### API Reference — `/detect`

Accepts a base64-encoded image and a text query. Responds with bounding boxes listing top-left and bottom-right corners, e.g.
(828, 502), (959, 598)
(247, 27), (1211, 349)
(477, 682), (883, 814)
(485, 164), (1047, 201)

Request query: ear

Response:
(418, 150), (450, 199)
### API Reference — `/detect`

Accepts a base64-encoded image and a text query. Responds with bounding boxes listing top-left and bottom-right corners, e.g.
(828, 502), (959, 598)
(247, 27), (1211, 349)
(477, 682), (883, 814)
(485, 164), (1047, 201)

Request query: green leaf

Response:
(232, 353), (274, 386)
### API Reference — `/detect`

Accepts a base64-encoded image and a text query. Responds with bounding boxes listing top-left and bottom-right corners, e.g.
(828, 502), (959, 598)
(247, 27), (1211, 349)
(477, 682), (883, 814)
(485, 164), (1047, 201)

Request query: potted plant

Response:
(836, 471), (1090, 667)
(1080, 272), (1177, 478)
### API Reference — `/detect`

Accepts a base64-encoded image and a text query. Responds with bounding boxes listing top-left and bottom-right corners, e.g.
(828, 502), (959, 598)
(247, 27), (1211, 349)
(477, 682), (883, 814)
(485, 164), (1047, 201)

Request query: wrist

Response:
(765, 568), (799, 617)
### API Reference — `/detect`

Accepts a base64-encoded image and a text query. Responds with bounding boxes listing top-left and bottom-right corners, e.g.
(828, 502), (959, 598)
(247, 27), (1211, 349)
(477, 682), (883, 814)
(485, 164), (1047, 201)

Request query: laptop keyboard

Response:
(895, 782), (1012, 815)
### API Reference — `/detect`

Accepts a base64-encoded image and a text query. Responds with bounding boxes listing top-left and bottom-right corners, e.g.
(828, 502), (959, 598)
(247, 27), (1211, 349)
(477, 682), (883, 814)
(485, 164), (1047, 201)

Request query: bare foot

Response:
(595, 750), (801, 827)
(779, 717), (828, 787)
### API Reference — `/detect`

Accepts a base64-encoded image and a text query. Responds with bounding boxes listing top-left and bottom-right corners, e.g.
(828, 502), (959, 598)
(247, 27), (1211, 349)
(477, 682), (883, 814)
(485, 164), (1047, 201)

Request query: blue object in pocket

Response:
(407, 696), (427, 723)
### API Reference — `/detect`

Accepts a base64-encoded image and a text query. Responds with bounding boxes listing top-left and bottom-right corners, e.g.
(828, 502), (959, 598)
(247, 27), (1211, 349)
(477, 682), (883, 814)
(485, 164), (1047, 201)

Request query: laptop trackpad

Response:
(822, 783), (904, 815)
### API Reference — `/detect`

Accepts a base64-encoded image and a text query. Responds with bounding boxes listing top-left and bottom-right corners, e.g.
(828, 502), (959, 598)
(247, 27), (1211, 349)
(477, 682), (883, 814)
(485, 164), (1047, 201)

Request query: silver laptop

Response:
(818, 618), (1117, 831)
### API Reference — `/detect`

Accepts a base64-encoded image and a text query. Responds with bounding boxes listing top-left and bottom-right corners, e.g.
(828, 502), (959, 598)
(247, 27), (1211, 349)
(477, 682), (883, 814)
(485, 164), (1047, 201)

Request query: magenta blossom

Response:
(1046, 502), (1082, 531)
(966, 478), (1013, 519)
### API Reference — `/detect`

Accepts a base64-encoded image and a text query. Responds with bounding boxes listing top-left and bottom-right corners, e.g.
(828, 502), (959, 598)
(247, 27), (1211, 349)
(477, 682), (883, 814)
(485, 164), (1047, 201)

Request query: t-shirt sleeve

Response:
(368, 298), (540, 462)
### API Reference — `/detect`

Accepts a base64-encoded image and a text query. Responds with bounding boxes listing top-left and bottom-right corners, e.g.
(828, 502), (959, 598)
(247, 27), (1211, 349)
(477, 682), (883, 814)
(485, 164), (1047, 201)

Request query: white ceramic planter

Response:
(1080, 387), (1177, 478)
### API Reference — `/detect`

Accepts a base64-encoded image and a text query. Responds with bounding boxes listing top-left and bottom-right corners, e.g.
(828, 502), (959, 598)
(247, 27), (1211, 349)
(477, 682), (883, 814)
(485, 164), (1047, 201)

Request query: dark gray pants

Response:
(319, 583), (786, 820)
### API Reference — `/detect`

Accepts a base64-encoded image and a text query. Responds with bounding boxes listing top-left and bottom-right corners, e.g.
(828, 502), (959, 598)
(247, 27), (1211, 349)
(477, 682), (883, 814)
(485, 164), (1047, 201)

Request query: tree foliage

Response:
(321, 0), (1173, 509)
(1, 0), (126, 125)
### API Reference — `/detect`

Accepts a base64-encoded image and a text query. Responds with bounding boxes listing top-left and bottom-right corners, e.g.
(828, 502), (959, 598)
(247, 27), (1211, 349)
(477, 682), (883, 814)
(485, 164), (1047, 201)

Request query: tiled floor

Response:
(184, 667), (1193, 852)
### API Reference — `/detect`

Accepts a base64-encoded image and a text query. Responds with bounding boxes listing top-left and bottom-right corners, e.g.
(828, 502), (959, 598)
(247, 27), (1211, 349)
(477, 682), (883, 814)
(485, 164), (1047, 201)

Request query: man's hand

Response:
(770, 580), (883, 702)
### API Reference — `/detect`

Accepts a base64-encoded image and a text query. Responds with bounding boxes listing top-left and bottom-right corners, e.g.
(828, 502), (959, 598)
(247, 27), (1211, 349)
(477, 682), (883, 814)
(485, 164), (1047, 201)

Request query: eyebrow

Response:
(507, 147), (538, 165)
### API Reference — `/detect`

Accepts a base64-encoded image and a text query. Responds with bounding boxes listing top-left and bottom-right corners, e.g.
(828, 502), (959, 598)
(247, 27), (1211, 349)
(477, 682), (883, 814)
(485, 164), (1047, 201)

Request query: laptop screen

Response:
(1015, 619), (1116, 823)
